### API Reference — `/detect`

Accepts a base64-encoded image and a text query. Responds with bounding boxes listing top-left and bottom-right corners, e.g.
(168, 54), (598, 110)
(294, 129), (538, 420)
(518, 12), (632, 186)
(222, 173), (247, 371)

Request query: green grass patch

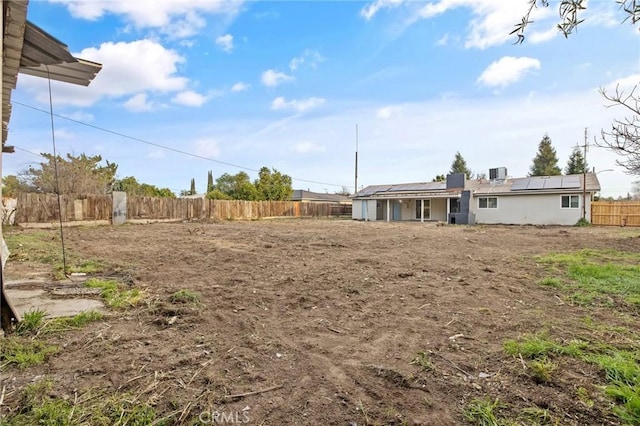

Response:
(504, 333), (639, 424)
(463, 398), (503, 426)
(40, 311), (104, 334)
(16, 308), (47, 334)
(170, 289), (202, 304)
(0, 338), (59, 369)
(520, 406), (555, 425)
(5, 379), (161, 426)
(54, 259), (106, 279)
(535, 249), (640, 307)
(538, 277), (564, 288)
(85, 278), (143, 309)
(529, 357), (557, 384)
(4, 231), (63, 265)
(411, 351), (434, 372)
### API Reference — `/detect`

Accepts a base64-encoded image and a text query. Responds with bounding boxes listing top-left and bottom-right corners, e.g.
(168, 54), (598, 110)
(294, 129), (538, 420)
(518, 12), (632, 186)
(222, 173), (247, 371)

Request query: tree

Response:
(254, 167), (293, 200)
(597, 86), (640, 175)
(207, 170), (214, 193)
(21, 153), (117, 194)
(432, 174), (446, 182)
(190, 178), (196, 195)
(214, 172), (259, 200)
(515, 1), (639, 176)
(2, 175), (28, 197)
(529, 134), (562, 176)
(565, 145), (589, 175)
(113, 176), (175, 197)
(449, 152), (473, 179)
(335, 186), (351, 196)
(632, 181), (640, 200)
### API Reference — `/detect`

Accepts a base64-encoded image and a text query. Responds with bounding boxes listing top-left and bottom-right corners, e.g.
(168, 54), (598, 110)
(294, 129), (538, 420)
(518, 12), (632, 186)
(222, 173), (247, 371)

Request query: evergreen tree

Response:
(529, 134), (561, 176)
(207, 170), (214, 193)
(190, 178), (196, 195)
(449, 152), (472, 179)
(432, 174), (445, 182)
(565, 145), (589, 175)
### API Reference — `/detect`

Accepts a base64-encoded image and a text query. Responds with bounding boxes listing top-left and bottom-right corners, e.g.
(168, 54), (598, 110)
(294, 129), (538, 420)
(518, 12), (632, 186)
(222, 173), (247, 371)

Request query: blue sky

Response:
(6, 0), (639, 196)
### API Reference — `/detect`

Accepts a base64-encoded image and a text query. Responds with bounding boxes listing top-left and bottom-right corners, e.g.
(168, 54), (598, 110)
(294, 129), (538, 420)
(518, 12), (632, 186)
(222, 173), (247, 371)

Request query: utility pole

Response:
(354, 124), (358, 196)
(582, 127), (588, 221)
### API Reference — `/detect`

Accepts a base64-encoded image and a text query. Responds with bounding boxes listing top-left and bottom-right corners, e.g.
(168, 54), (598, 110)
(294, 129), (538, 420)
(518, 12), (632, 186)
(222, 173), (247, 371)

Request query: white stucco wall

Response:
(472, 193), (591, 225)
(352, 200), (378, 221)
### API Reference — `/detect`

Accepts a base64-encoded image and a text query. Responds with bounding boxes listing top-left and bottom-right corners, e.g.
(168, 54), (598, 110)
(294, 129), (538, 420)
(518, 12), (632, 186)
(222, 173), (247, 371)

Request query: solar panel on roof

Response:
(527, 178), (545, 190)
(561, 176), (581, 188)
(510, 179), (529, 191)
(542, 176), (564, 189)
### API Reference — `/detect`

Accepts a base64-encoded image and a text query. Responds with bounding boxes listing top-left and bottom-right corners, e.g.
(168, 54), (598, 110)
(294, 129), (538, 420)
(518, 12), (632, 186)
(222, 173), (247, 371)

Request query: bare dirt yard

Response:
(1, 220), (639, 425)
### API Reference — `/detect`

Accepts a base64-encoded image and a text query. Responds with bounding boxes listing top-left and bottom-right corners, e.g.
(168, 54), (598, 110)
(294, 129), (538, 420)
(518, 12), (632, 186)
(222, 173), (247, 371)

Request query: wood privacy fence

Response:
(591, 201), (640, 227)
(13, 193), (351, 225)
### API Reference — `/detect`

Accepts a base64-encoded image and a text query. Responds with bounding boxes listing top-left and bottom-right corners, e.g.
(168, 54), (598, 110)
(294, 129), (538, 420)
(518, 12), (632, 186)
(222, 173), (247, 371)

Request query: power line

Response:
(12, 101), (348, 189)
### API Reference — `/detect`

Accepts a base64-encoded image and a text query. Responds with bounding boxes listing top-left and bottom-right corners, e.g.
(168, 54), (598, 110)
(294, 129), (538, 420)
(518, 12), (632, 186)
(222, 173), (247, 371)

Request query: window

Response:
(561, 195), (579, 208)
(478, 197), (498, 209)
(415, 200), (431, 219)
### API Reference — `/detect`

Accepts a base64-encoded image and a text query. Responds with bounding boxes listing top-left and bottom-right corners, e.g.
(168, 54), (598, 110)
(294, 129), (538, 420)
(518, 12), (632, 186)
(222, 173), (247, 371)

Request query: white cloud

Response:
(602, 73), (640, 93)
(66, 111), (95, 122)
(215, 34), (234, 52)
(124, 93), (155, 112)
(361, 0), (554, 49)
(528, 26), (559, 44)
(261, 69), (294, 87)
(172, 90), (209, 107)
(271, 97), (325, 113)
(289, 56), (304, 71)
(19, 39), (188, 107)
(360, 0), (404, 20)
(376, 106), (402, 119)
(420, 0), (554, 49)
(477, 56), (541, 88)
(53, 128), (75, 139)
(435, 33), (449, 46)
(289, 49), (326, 71)
(291, 141), (326, 154)
(193, 137), (220, 158)
(48, 0), (243, 37)
(231, 82), (250, 92)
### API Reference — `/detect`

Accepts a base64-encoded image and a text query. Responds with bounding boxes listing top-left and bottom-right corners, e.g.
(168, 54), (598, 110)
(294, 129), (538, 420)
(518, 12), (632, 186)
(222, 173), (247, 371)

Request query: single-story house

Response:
(292, 189), (351, 204)
(2, 0), (102, 330)
(352, 168), (601, 226)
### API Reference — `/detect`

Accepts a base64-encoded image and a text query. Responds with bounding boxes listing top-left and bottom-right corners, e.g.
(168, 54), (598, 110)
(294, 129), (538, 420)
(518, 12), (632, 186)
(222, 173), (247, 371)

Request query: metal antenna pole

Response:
(582, 127), (588, 221)
(355, 124), (358, 195)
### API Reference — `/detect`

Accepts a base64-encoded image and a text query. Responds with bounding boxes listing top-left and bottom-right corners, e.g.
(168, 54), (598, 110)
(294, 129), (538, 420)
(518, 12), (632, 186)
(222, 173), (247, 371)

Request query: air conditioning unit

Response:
(489, 167), (507, 180)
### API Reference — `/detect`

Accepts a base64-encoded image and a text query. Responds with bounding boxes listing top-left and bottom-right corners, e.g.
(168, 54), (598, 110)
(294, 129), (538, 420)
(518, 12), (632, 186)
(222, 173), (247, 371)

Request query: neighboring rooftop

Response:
(292, 190), (351, 203)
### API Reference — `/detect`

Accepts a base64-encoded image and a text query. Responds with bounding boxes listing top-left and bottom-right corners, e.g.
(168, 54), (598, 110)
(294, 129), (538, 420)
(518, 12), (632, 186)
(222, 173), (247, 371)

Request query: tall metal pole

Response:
(355, 124), (358, 195)
(582, 127), (588, 221)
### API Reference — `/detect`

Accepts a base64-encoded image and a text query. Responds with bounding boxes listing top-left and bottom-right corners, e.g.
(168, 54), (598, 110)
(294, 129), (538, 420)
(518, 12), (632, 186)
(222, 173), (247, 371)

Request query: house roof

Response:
(292, 189), (351, 203)
(354, 181), (452, 199)
(2, 1), (102, 150)
(470, 173), (601, 195)
(353, 173), (601, 199)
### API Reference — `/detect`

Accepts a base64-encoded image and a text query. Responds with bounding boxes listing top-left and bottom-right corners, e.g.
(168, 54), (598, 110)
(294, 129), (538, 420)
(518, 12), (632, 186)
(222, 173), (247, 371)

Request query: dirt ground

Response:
(2, 220), (639, 425)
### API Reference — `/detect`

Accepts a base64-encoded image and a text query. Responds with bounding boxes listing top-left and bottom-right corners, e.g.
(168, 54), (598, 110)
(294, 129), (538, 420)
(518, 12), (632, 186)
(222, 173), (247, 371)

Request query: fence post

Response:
(112, 191), (127, 225)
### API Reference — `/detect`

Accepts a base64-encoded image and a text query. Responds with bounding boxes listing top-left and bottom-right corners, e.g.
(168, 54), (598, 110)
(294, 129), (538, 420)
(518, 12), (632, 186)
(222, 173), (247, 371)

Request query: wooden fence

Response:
(591, 201), (640, 226)
(12, 193), (351, 225)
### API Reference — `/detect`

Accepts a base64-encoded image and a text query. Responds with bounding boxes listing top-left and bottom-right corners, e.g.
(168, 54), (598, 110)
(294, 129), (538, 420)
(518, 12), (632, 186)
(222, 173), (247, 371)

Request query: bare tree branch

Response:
(596, 85), (640, 175)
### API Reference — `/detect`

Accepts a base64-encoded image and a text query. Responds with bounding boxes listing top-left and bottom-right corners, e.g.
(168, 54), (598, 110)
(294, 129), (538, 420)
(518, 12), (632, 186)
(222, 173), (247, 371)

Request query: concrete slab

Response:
(4, 279), (106, 318)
